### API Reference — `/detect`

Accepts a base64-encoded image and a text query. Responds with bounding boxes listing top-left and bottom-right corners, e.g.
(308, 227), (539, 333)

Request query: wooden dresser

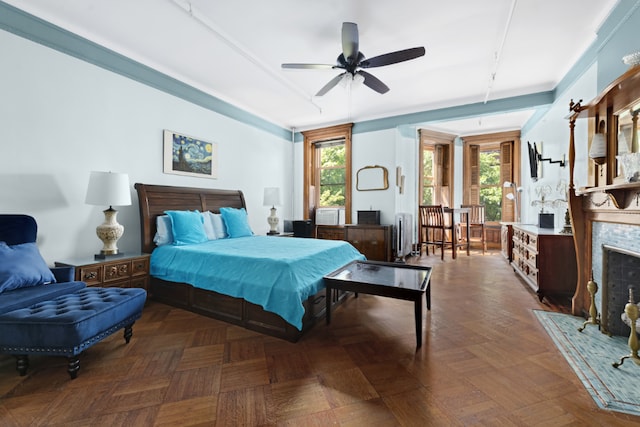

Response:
(316, 224), (393, 262)
(55, 253), (150, 290)
(510, 224), (576, 302)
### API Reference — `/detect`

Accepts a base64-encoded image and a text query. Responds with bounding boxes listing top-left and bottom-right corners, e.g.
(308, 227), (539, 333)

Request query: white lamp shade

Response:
(263, 187), (281, 207)
(503, 181), (513, 188)
(589, 134), (607, 159)
(85, 171), (132, 207)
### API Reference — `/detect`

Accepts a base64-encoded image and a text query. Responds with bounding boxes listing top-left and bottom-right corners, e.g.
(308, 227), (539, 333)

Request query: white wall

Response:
(351, 129), (397, 225)
(0, 30), (291, 264)
(520, 63), (598, 227)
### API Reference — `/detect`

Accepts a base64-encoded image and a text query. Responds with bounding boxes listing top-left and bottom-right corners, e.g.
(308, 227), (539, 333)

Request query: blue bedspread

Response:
(150, 236), (365, 330)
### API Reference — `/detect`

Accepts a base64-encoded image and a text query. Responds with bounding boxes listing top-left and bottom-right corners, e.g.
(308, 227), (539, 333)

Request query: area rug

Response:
(534, 310), (640, 416)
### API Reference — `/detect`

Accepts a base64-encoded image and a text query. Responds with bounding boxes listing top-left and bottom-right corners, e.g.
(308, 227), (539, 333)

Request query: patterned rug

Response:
(534, 310), (640, 416)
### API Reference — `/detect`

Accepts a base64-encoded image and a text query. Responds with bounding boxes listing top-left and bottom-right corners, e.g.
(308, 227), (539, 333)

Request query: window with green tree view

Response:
(316, 141), (345, 207)
(421, 147), (434, 204)
(302, 124), (352, 224)
(479, 147), (502, 221)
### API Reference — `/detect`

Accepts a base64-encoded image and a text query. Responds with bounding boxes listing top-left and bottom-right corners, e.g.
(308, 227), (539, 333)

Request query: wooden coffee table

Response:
(324, 260), (432, 348)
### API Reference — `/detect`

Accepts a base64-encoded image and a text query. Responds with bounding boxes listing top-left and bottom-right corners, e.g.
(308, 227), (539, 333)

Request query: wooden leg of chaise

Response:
(67, 356), (80, 379)
(123, 323), (134, 343)
(15, 355), (29, 376)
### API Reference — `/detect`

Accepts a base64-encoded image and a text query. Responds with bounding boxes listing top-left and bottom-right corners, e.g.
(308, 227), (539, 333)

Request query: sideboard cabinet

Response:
(316, 224), (393, 262)
(511, 224), (576, 302)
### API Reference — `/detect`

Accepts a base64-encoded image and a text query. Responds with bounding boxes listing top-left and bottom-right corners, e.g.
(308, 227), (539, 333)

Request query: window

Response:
(478, 145), (502, 221)
(303, 124), (352, 223)
(421, 146), (435, 204)
(419, 129), (454, 207)
(462, 131), (520, 223)
(316, 140), (346, 207)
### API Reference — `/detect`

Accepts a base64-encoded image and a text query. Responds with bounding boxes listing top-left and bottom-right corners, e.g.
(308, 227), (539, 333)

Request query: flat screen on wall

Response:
(528, 141), (540, 181)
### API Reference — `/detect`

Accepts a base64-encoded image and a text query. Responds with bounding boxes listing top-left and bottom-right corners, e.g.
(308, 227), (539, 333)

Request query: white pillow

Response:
(153, 215), (173, 246)
(208, 212), (228, 239)
(201, 211), (217, 240)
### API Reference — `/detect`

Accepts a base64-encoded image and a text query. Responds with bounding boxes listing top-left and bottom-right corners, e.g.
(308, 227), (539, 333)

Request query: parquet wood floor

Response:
(2, 250), (640, 426)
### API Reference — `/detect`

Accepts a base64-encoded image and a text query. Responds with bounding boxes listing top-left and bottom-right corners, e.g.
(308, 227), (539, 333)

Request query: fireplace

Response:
(602, 245), (640, 336)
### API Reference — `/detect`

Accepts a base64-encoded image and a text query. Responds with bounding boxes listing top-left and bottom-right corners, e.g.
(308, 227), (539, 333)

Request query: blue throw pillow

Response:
(0, 241), (57, 293)
(220, 207), (253, 238)
(165, 210), (208, 245)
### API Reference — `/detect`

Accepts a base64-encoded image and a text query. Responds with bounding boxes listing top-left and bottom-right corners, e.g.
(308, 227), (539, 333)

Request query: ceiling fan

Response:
(282, 22), (425, 96)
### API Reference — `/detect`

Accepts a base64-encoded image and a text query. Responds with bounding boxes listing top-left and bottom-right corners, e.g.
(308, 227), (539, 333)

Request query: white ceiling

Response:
(4, 0), (618, 134)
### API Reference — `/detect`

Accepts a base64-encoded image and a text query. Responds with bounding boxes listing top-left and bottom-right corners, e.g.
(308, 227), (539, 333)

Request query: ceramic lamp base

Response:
(95, 207), (125, 257)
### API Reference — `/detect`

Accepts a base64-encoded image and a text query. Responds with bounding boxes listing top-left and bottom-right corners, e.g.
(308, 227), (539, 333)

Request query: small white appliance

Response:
(315, 208), (346, 225)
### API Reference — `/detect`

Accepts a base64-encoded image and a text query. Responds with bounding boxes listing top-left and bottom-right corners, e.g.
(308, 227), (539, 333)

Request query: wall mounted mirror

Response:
(356, 165), (389, 191)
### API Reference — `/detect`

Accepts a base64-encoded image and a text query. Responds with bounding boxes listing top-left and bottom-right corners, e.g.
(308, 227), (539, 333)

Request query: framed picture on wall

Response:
(163, 130), (218, 179)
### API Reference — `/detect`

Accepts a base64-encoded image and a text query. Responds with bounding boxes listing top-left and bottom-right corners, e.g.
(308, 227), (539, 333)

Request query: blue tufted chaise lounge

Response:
(0, 214), (146, 379)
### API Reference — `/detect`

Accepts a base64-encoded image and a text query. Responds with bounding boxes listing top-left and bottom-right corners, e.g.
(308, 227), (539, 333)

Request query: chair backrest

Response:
(419, 205), (446, 228)
(0, 214), (38, 245)
(461, 204), (485, 225)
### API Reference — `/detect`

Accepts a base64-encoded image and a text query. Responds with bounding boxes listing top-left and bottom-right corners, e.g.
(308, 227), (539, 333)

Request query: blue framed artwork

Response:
(163, 130), (218, 179)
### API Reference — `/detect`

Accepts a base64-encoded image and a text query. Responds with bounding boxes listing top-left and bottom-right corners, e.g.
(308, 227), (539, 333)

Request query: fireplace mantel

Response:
(578, 182), (640, 209)
(568, 66), (640, 316)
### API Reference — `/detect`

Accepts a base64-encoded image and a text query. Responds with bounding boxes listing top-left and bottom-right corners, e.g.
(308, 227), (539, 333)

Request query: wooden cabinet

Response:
(511, 225), (576, 302)
(316, 224), (393, 262)
(55, 253), (150, 290)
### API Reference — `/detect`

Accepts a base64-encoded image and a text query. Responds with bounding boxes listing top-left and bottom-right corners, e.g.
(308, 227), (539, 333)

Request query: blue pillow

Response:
(0, 241), (57, 294)
(165, 210), (208, 245)
(220, 207), (253, 238)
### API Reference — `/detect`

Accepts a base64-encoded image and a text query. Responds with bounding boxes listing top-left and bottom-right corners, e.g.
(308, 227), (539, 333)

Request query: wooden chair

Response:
(418, 205), (455, 260)
(460, 204), (486, 254)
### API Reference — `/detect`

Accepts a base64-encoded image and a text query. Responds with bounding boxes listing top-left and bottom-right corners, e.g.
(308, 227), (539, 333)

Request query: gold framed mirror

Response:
(356, 165), (389, 191)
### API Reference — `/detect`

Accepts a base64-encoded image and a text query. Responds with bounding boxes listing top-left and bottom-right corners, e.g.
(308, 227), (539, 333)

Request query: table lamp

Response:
(85, 171), (132, 258)
(263, 187), (281, 235)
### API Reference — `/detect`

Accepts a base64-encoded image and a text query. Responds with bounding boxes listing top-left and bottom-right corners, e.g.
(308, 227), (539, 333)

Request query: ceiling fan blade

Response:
(282, 63), (336, 70)
(358, 70), (389, 94)
(341, 22), (359, 64)
(315, 72), (346, 96)
(360, 47), (426, 68)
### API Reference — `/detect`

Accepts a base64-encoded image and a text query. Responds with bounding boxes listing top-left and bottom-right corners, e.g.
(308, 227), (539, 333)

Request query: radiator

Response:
(395, 213), (413, 259)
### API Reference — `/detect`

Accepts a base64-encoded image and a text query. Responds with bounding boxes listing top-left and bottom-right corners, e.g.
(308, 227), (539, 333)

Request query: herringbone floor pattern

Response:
(2, 250), (640, 426)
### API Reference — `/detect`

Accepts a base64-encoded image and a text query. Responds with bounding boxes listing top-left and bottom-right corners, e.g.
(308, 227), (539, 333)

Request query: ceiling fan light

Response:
(353, 72), (365, 86)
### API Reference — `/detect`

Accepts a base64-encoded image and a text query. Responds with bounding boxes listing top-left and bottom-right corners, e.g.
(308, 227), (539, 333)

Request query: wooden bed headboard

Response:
(134, 183), (246, 254)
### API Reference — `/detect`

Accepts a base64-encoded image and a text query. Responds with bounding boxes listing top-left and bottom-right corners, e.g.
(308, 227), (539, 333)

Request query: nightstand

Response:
(55, 253), (150, 290)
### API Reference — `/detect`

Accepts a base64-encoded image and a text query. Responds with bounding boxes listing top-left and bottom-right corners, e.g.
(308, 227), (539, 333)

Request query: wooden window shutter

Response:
(441, 144), (450, 187)
(469, 144), (480, 205)
(434, 144), (450, 186)
(500, 141), (515, 222)
(434, 145), (443, 186)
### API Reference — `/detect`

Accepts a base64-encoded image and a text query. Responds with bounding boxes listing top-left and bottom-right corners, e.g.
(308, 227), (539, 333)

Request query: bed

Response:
(134, 183), (365, 342)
